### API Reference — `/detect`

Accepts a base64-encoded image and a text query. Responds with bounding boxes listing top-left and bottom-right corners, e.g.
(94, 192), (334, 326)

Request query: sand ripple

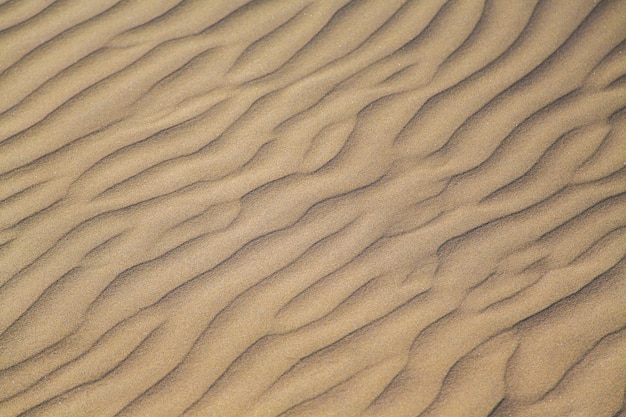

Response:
(0, 1), (625, 416)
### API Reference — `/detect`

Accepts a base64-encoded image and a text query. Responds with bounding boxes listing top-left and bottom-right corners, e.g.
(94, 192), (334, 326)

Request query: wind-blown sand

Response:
(1, 1), (625, 416)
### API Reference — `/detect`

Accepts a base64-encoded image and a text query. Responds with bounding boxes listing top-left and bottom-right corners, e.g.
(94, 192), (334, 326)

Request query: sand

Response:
(0, 0), (625, 416)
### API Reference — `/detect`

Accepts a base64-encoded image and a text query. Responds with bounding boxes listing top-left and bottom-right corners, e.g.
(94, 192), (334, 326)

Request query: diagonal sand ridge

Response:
(0, 0), (625, 416)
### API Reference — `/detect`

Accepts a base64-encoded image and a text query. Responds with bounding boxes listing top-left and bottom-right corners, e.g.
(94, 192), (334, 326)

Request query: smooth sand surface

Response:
(1, 1), (625, 416)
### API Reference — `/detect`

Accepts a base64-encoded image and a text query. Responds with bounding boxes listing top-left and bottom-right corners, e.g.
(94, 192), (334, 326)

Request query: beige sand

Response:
(0, 0), (625, 416)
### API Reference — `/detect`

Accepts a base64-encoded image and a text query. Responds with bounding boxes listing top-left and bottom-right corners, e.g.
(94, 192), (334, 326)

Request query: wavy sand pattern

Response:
(1, 0), (626, 416)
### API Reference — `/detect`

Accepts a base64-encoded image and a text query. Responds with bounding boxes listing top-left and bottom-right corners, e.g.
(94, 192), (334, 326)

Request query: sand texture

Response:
(1, 0), (626, 416)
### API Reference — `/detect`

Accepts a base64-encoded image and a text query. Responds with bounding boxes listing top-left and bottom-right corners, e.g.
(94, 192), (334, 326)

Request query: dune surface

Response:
(1, 0), (626, 416)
